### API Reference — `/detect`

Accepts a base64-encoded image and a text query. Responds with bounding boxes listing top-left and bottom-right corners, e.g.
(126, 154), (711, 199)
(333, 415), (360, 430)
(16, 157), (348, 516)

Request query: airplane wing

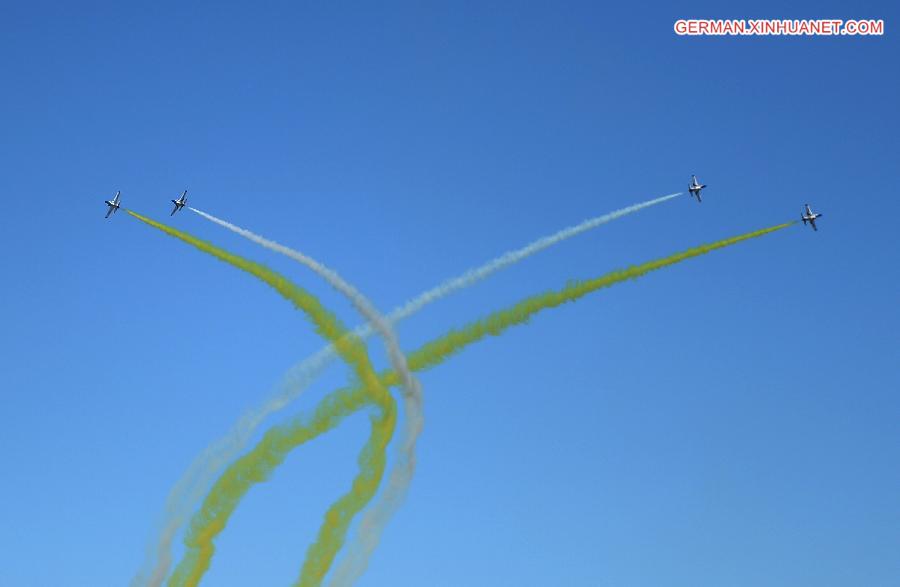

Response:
(113, 191), (121, 205)
(810, 218), (817, 231)
(171, 204), (178, 216)
(105, 206), (114, 218)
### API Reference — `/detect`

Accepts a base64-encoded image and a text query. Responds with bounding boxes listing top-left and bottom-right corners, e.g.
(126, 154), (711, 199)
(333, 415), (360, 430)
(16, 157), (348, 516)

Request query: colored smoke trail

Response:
(124, 211), (395, 587)
(295, 409), (394, 587)
(186, 206), (423, 586)
(181, 221), (793, 585)
(169, 385), (378, 587)
(405, 222), (794, 375)
(186, 207), (418, 399)
(328, 191), (683, 583)
(143, 192), (681, 586)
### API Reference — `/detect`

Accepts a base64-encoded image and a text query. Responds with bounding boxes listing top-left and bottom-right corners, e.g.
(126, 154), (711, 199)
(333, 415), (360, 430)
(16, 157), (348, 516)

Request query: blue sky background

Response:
(1, 1), (898, 585)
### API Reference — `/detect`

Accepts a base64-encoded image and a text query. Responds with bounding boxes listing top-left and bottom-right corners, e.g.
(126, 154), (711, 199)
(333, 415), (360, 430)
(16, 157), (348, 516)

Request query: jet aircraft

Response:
(104, 191), (121, 218)
(801, 203), (822, 231)
(170, 190), (188, 216)
(688, 175), (707, 203)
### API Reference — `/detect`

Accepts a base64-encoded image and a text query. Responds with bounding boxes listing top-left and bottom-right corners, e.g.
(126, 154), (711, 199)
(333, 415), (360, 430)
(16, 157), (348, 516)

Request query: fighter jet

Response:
(801, 203), (822, 231)
(688, 175), (707, 203)
(104, 191), (121, 218)
(170, 190), (188, 216)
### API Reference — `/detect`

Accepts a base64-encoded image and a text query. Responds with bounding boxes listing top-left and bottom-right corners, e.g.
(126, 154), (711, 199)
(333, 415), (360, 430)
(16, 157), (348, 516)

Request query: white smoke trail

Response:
(131, 344), (345, 587)
(135, 208), (422, 587)
(326, 191), (683, 585)
(135, 192), (681, 586)
(187, 207), (419, 402)
(380, 192), (682, 331)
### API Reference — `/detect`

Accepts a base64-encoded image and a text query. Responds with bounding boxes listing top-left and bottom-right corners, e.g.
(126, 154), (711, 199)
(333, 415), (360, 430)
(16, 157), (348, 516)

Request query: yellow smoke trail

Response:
(174, 221), (793, 585)
(144, 193), (682, 587)
(184, 207), (422, 587)
(295, 410), (393, 587)
(406, 222), (795, 376)
(124, 211), (396, 587)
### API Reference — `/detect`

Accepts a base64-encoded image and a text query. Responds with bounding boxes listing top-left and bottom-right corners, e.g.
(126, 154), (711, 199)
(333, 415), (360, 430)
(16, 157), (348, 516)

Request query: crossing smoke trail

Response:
(329, 190), (683, 583)
(186, 207), (418, 401)
(171, 221), (794, 586)
(123, 211), (396, 587)
(186, 207), (423, 586)
(141, 192), (681, 586)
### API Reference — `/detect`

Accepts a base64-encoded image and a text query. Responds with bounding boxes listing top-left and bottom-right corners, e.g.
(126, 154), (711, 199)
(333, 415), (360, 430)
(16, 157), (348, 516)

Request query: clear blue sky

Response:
(1, 1), (897, 585)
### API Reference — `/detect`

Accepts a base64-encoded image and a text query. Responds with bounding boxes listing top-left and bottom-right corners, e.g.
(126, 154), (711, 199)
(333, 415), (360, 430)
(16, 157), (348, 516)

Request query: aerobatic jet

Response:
(688, 175), (707, 203)
(170, 190), (188, 215)
(104, 191), (121, 218)
(801, 203), (822, 231)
